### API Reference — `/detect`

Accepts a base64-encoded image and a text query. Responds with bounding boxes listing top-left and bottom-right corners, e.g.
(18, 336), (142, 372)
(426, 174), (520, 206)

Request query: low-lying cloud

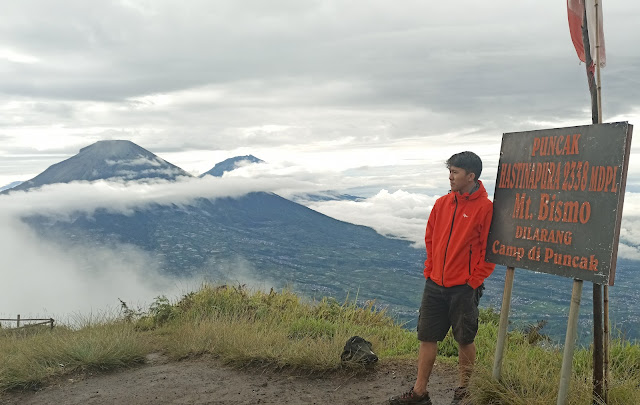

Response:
(307, 189), (640, 262)
(0, 214), (185, 323)
(0, 174), (319, 220)
(305, 189), (436, 247)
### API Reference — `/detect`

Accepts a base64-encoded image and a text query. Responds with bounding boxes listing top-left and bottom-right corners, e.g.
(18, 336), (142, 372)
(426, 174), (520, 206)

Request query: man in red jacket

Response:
(390, 151), (495, 405)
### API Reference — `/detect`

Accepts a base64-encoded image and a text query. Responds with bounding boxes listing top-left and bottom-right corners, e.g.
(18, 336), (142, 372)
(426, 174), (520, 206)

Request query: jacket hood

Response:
(450, 180), (489, 202)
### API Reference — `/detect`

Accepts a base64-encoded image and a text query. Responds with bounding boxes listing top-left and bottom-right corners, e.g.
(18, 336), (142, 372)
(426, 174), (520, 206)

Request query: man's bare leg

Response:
(413, 341), (438, 395)
(457, 342), (476, 387)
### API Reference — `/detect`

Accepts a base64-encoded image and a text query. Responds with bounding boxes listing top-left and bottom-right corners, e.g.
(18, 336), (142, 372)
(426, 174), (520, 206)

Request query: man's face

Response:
(448, 165), (475, 194)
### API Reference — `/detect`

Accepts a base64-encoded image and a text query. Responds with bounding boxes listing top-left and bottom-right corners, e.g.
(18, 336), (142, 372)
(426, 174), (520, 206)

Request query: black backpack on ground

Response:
(340, 336), (378, 365)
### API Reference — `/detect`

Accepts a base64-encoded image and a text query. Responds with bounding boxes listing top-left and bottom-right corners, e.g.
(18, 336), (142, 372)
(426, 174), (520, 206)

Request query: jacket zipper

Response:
(468, 244), (472, 276)
(441, 196), (458, 286)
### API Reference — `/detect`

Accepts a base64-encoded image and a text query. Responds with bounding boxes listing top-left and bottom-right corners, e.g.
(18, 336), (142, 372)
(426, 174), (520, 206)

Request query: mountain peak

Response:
(201, 155), (264, 177)
(78, 139), (140, 155)
(6, 140), (192, 193)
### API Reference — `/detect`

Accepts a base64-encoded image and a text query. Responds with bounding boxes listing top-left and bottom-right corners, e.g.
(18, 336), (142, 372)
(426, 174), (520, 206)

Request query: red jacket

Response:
(424, 180), (495, 289)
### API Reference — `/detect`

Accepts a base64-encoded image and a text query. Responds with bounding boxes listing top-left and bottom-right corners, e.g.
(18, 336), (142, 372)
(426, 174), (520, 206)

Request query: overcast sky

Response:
(2, 1), (639, 185)
(2, 1), (640, 318)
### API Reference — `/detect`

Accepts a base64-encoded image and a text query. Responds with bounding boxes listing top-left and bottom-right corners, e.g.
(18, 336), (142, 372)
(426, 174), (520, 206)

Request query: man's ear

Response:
(467, 171), (476, 182)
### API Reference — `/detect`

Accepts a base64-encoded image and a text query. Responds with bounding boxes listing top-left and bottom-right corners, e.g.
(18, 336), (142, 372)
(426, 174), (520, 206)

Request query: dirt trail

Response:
(1, 354), (459, 405)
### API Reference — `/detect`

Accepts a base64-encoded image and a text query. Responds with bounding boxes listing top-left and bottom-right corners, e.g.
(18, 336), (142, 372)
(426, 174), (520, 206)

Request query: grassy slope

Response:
(1, 285), (638, 404)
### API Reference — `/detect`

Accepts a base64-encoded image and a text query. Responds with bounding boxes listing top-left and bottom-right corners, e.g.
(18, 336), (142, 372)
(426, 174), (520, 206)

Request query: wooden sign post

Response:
(492, 266), (515, 380)
(486, 122), (633, 404)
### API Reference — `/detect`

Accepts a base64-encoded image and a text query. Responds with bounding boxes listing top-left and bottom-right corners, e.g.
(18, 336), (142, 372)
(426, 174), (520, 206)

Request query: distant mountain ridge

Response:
(0, 181), (23, 192)
(201, 155), (264, 177)
(12, 140), (427, 320)
(26, 192), (426, 317)
(292, 191), (362, 203)
(6, 140), (192, 193)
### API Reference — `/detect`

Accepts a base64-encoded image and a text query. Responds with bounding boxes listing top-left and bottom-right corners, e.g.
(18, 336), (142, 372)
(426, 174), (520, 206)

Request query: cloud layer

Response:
(0, 213), (182, 322)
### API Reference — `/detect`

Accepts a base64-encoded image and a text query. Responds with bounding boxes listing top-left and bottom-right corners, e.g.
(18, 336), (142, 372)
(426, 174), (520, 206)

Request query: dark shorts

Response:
(417, 278), (484, 345)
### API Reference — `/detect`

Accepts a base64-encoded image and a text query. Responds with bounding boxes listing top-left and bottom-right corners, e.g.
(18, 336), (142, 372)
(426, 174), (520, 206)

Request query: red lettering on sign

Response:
(531, 134), (581, 157)
(514, 226), (573, 245)
(543, 248), (598, 271)
(492, 240), (525, 261)
(537, 194), (591, 224)
(589, 165), (620, 193)
(512, 193), (532, 219)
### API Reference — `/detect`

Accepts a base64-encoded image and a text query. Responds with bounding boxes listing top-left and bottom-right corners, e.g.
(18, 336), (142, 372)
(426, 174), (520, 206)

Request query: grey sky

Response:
(1, 1), (639, 187)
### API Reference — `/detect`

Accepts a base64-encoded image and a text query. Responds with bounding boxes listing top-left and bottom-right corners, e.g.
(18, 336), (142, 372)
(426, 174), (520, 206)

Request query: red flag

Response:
(567, 0), (606, 67)
(567, 0), (586, 62)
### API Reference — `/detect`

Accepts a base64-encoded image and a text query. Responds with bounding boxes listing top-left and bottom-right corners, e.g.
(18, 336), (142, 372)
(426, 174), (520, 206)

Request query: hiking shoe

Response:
(389, 388), (432, 405)
(450, 386), (469, 404)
